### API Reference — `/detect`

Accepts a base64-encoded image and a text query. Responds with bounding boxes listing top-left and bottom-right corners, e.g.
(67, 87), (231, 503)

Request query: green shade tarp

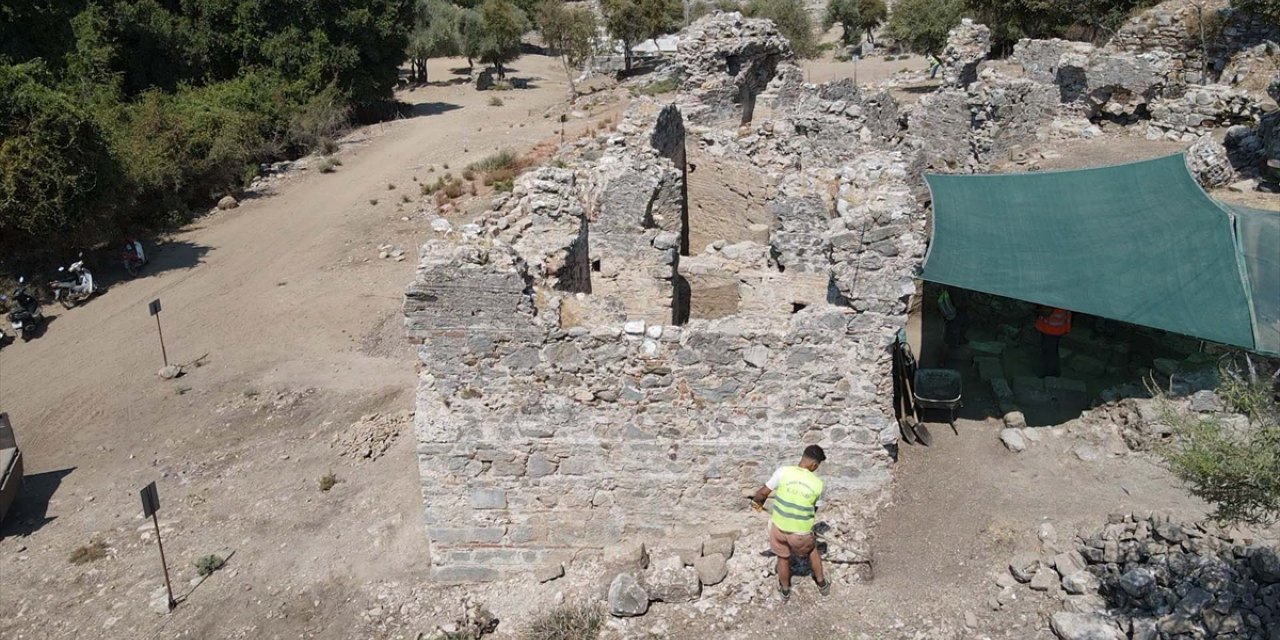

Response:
(921, 154), (1278, 356)
(1229, 204), (1280, 355)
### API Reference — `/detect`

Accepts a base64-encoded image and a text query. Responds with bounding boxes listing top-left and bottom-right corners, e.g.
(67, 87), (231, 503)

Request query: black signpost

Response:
(148, 299), (167, 367)
(140, 481), (176, 611)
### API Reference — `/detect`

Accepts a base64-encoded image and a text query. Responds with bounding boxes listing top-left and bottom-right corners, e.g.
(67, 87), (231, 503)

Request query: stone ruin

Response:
(402, 3), (1278, 587)
(939, 18), (991, 88)
(404, 12), (926, 583)
(676, 12), (792, 126)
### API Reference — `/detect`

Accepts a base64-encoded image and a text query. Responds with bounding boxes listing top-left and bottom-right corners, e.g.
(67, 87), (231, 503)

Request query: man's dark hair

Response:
(803, 444), (826, 463)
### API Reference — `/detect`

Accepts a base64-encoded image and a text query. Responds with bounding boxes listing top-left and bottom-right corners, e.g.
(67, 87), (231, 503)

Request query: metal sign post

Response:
(148, 299), (167, 367)
(140, 481), (175, 611)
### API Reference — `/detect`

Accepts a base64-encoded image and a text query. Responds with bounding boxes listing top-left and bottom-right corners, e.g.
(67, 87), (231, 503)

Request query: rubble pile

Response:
(1224, 77), (1280, 184)
(331, 411), (412, 461)
(1147, 84), (1262, 141)
(999, 515), (1280, 640)
(1184, 135), (1236, 188)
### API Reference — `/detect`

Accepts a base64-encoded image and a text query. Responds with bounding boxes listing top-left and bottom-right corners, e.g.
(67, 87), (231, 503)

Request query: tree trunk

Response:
(562, 57), (577, 95)
(624, 44), (632, 71)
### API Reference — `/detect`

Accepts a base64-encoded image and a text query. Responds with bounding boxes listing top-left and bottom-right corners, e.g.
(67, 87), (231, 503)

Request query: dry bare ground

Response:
(0, 47), (1250, 640)
(0, 53), (618, 640)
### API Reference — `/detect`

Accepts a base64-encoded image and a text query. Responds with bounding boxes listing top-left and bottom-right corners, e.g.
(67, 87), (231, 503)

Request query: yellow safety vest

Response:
(770, 466), (824, 534)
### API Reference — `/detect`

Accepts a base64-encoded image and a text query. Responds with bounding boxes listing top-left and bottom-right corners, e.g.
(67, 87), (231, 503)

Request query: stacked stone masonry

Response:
(405, 12), (932, 582)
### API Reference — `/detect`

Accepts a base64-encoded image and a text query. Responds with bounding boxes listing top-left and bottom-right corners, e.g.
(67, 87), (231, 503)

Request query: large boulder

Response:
(1049, 612), (1125, 640)
(693, 553), (728, 586)
(607, 573), (649, 617)
(643, 555), (701, 603)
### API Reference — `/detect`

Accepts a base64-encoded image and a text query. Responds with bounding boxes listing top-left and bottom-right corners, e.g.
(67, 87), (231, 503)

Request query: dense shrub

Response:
(0, 63), (125, 256)
(0, 0), (409, 260)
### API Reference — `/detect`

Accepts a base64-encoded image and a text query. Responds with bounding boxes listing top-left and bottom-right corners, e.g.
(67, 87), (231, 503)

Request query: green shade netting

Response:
(1228, 204), (1280, 356)
(922, 154), (1261, 352)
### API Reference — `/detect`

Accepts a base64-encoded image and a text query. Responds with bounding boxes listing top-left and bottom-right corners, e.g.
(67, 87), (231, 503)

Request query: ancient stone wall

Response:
(1107, 0), (1279, 86)
(408, 68), (927, 582)
(677, 12), (792, 126)
(940, 19), (991, 88)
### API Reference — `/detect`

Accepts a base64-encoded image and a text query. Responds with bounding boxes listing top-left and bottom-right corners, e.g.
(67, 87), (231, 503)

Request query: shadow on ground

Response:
(402, 102), (463, 119)
(0, 467), (74, 538)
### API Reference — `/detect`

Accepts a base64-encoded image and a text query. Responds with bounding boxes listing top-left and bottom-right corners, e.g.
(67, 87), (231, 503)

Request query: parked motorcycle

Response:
(50, 255), (105, 309)
(3, 278), (45, 341)
(122, 239), (146, 278)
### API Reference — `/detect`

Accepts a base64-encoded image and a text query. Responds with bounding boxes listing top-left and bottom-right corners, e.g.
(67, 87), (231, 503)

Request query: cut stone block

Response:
(974, 356), (1005, 382)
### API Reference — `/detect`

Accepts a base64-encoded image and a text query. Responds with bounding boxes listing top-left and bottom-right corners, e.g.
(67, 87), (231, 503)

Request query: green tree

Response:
(1162, 372), (1280, 524)
(458, 7), (486, 69)
(856, 0), (887, 44)
(477, 0), (528, 79)
(745, 0), (817, 58)
(600, 0), (680, 71)
(886, 0), (964, 54)
(538, 0), (597, 94)
(0, 62), (124, 256)
(825, 0), (863, 45)
(408, 0), (462, 83)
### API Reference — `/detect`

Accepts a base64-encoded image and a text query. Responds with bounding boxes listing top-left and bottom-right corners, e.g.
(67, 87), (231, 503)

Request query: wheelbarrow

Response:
(912, 368), (963, 431)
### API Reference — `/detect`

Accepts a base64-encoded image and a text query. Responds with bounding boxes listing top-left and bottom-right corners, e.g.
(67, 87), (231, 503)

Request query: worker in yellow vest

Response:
(751, 445), (829, 601)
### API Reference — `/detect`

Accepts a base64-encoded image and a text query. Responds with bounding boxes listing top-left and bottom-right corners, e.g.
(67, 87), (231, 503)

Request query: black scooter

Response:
(3, 279), (45, 342)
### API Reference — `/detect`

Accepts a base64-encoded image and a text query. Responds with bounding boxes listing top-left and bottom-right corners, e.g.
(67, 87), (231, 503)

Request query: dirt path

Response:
(0, 53), (615, 640)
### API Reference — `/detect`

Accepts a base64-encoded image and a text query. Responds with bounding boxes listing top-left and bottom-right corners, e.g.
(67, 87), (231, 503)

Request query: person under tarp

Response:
(1035, 306), (1073, 377)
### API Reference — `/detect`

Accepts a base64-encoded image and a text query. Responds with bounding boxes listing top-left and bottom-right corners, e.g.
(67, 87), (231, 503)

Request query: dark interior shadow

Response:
(898, 84), (941, 94)
(449, 66), (473, 76)
(0, 467), (74, 538)
(914, 283), (1218, 430)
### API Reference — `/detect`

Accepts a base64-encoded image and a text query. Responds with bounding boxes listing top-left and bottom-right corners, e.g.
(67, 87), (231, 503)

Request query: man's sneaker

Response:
(817, 579), (831, 596)
(779, 583), (791, 602)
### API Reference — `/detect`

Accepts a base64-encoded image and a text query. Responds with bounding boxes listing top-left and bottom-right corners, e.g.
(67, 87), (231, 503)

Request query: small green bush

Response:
(318, 157), (339, 173)
(467, 150), (520, 173)
(194, 553), (225, 577)
(488, 96), (504, 106)
(636, 76), (679, 96)
(1160, 367), (1280, 524)
(69, 541), (108, 564)
(319, 472), (338, 492)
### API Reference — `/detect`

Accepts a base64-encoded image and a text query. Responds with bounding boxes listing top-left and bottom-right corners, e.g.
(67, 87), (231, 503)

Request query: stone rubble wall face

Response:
(408, 81), (928, 581)
(1107, 0), (1279, 86)
(408, 311), (897, 582)
(677, 12), (793, 126)
(941, 19), (992, 88)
